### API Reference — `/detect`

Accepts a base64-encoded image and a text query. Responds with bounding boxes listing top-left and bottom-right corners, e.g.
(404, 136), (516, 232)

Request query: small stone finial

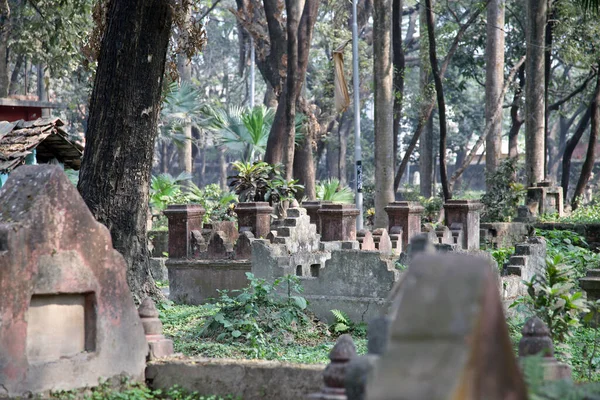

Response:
(518, 316), (553, 358)
(309, 334), (357, 399)
(138, 297), (174, 360)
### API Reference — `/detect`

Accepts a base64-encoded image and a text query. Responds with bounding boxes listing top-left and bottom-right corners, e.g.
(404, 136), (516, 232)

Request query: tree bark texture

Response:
(525, 0), (547, 186)
(392, 0), (405, 173)
(508, 64), (525, 158)
(8, 54), (23, 95)
(373, 0), (395, 228)
(485, 0), (505, 174)
(0, 0), (10, 97)
(77, 0), (172, 302)
(176, 1), (194, 177)
(561, 106), (591, 202)
(425, 0), (450, 200)
(419, 2), (434, 198)
(572, 68), (600, 210)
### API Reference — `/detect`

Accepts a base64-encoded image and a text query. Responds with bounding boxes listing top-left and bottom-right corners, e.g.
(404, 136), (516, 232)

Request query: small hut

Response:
(0, 118), (83, 186)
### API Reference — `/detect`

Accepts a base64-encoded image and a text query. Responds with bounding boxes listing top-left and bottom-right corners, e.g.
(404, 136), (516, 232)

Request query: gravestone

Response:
(366, 253), (527, 400)
(0, 166), (147, 397)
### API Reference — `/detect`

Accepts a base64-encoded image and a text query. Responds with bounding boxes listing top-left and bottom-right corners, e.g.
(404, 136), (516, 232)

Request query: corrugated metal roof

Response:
(0, 118), (83, 173)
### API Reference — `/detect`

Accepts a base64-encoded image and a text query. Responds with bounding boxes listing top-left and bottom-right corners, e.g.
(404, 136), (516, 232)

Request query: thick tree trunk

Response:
(485, 0), (505, 174)
(219, 146), (228, 190)
(326, 119), (340, 179)
(525, 0), (547, 186)
(419, 2), (434, 198)
(392, 0), (405, 173)
(0, 0), (10, 98)
(373, 0), (395, 228)
(572, 68), (600, 210)
(425, 0), (450, 200)
(544, 2), (555, 175)
(293, 136), (316, 200)
(339, 112), (349, 186)
(561, 106), (591, 202)
(176, 1), (193, 177)
(77, 0), (172, 302)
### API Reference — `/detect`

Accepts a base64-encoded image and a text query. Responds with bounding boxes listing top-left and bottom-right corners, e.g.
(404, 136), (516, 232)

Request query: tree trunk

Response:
(525, 0), (547, 186)
(561, 106), (592, 202)
(326, 119), (340, 179)
(393, 4), (485, 192)
(293, 136), (316, 200)
(572, 68), (600, 210)
(373, 0), (395, 228)
(176, 1), (193, 178)
(544, 1), (555, 175)
(419, 2), (434, 198)
(8, 54), (23, 95)
(508, 64), (525, 158)
(339, 112), (349, 186)
(392, 0), (405, 173)
(425, 0), (450, 200)
(77, 0), (172, 302)
(0, 0), (10, 97)
(485, 0), (505, 174)
(219, 146), (228, 190)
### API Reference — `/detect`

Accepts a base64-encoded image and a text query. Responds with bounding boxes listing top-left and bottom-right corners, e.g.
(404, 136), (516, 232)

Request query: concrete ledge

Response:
(146, 357), (324, 400)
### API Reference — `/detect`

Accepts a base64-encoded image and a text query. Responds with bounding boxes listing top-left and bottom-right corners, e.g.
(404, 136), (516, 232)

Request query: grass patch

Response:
(158, 302), (366, 364)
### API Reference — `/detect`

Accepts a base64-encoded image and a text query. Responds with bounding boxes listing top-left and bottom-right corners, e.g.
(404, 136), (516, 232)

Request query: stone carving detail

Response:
(309, 334), (357, 400)
(138, 297), (174, 361)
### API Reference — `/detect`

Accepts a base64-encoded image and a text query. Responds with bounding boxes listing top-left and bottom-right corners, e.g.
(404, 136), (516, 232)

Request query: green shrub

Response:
(536, 229), (600, 278)
(511, 255), (589, 346)
(315, 178), (354, 204)
(490, 246), (515, 271)
(200, 273), (328, 358)
(480, 158), (526, 222)
(329, 309), (367, 336)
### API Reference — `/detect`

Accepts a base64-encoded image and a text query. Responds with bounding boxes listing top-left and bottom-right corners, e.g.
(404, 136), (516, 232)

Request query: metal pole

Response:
(250, 37), (256, 108)
(352, 0), (363, 230)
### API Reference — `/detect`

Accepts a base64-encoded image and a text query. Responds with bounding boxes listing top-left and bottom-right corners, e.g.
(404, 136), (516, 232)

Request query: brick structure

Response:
(138, 298), (174, 361)
(384, 201), (424, 252)
(303, 200), (331, 234)
(527, 181), (564, 217)
(318, 204), (360, 242)
(0, 166), (147, 397)
(164, 204), (205, 258)
(234, 202), (273, 239)
(444, 199), (483, 251)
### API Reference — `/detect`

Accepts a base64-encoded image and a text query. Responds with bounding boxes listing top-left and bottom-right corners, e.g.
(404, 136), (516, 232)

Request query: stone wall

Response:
(146, 358), (324, 400)
(480, 222), (530, 249)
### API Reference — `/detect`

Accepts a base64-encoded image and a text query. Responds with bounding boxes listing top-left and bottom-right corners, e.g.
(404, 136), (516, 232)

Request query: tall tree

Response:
(0, 0), (10, 97)
(176, 1), (194, 177)
(572, 65), (600, 209)
(485, 0), (505, 174)
(525, 0), (547, 186)
(373, 0), (395, 227)
(392, 0), (405, 172)
(419, 2), (435, 198)
(78, 0), (173, 302)
(425, 0), (450, 200)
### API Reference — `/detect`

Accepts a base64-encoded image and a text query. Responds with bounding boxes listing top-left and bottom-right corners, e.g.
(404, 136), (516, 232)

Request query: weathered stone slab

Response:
(234, 231), (254, 260)
(367, 253), (527, 400)
(0, 166), (147, 397)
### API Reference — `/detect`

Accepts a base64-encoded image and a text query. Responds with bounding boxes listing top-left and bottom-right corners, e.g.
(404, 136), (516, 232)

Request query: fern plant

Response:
(329, 309), (367, 336)
(315, 178), (354, 204)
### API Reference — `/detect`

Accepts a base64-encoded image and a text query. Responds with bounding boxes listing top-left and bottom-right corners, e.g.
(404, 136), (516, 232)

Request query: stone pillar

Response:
(303, 201), (331, 234)
(527, 180), (564, 217)
(444, 199), (483, 251)
(384, 201), (424, 252)
(234, 202), (273, 239)
(519, 317), (572, 381)
(138, 298), (174, 361)
(164, 204), (205, 259)
(318, 204), (360, 242)
(580, 269), (600, 302)
(309, 334), (356, 400)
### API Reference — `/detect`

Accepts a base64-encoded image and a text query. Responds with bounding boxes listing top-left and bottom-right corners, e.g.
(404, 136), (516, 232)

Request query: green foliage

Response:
(50, 381), (237, 400)
(540, 203), (600, 224)
(399, 186), (442, 223)
(511, 255), (590, 345)
(228, 161), (302, 204)
(536, 229), (600, 278)
(480, 158), (526, 222)
(200, 273), (327, 358)
(149, 174), (237, 224)
(315, 178), (354, 204)
(490, 246), (515, 271)
(329, 309), (367, 336)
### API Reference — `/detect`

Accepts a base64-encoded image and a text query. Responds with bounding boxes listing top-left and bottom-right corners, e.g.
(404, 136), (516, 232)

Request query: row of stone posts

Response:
(163, 199), (486, 259)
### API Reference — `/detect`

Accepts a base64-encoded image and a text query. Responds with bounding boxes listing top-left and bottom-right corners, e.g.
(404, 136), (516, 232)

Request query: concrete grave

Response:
(0, 166), (147, 397)
(366, 253), (527, 400)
